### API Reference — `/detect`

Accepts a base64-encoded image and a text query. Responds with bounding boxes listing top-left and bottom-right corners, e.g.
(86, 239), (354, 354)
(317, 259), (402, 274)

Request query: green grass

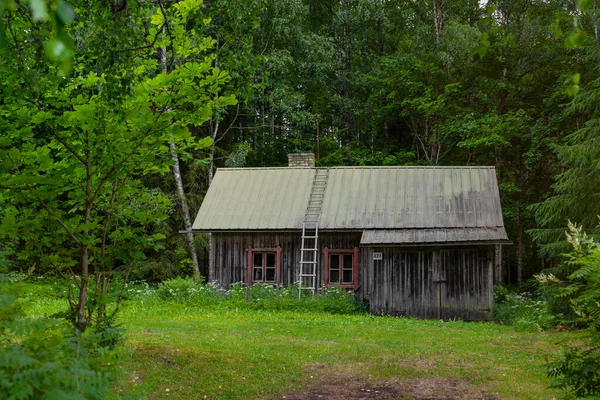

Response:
(113, 301), (578, 400)
(13, 279), (579, 400)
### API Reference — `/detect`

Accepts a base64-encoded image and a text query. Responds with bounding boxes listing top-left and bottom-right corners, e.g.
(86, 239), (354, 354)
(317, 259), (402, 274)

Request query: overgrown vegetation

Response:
(133, 277), (365, 314)
(493, 285), (556, 331)
(535, 222), (600, 398)
(0, 275), (118, 399)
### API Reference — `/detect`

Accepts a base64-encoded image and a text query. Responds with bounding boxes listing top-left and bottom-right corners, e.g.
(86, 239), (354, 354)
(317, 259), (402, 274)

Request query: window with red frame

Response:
(323, 247), (359, 290)
(247, 247), (282, 285)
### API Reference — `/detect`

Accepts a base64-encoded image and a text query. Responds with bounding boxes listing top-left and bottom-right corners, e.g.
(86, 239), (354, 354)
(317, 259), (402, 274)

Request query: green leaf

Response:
(56, 0), (75, 24)
(29, 0), (48, 22)
(195, 136), (213, 149)
(471, 33), (490, 59)
(31, 111), (53, 124)
(551, 19), (562, 39)
(566, 84), (580, 97)
(565, 29), (586, 49)
(576, 0), (594, 11)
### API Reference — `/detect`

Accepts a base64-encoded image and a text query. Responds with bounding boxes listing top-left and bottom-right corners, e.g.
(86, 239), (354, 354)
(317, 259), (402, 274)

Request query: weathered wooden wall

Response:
(212, 233), (494, 320)
(363, 247), (493, 320)
(211, 231), (362, 289)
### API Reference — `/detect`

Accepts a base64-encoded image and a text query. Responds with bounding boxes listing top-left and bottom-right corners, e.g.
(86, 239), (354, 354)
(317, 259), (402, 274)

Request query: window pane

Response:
(254, 267), (263, 281)
(330, 269), (339, 283)
(343, 254), (353, 270)
(253, 253), (263, 268)
(265, 267), (275, 282)
(266, 253), (275, 268)
(342, 269), (353, 284)
(330, 255), (340, 270)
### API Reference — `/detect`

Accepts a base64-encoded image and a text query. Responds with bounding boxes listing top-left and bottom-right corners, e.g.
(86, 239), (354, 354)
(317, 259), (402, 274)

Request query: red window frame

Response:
(323, 247), (360, 290)
(246, 246), (282, 285)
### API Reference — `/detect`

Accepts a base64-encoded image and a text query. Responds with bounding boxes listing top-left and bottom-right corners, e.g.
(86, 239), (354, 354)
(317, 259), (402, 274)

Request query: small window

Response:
(323, 247), (359, 290)
(247, 247), (282, 285)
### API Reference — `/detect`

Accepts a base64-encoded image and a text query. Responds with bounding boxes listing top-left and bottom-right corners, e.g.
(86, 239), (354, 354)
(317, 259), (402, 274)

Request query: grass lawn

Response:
(112, 301), (576, 400)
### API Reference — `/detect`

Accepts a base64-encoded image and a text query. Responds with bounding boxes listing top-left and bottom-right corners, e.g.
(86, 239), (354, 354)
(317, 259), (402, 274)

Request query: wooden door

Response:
(437, 248), (493, 320)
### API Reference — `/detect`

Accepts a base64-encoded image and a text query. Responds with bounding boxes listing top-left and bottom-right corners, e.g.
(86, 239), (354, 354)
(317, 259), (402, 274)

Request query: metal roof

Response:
(360, 227), (508, 245)
(319, 166), (503, 229)
(192, 168), (313, 230)
(192, 166), (507, 241)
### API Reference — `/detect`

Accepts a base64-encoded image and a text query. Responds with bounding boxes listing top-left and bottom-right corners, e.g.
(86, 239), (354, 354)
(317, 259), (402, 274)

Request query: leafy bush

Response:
(548, 345), (600, 398)
(493, 285), (556, 331)
(0, 275), (116, 399)
(536, 222), (600, 398)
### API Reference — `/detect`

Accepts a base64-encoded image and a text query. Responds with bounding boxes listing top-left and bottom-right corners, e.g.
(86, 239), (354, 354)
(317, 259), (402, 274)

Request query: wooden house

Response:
(192, 154), (508, 320)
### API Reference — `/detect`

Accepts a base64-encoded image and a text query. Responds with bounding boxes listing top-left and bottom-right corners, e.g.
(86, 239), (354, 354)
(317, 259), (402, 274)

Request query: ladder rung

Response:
(299, 261), (317, 264)
(301, 248), (318, 251)
(299, 274), (316, 277)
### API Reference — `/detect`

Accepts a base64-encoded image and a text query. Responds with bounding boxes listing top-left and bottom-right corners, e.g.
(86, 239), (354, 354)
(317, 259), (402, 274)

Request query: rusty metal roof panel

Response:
(192, 168), (314, 230)
(319, 166), (504, 230)
(361, 227), (509, 245)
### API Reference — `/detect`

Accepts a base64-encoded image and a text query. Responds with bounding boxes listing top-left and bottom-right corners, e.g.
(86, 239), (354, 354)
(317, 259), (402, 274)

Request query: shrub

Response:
(318, 286), (362, 314)
(156, 277), (202, 302)
(152, 279), (364, 315)
(548, 345), (600, 398)
(536, 222), (600, 398)
(493, 285), (556, 331)
(0, 276), (116, 400)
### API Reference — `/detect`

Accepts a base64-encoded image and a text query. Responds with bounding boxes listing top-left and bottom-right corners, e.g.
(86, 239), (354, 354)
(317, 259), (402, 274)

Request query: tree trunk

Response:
(77, 244), (89, 331)
(432, 0), (445, 43)
(516, 201), (523, 284)
(161, 44), (201, 279)
(170, 142), (201, 279)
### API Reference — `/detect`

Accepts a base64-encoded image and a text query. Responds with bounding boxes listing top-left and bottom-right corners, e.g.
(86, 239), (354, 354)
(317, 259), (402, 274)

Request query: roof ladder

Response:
(299, 168), (329, 298)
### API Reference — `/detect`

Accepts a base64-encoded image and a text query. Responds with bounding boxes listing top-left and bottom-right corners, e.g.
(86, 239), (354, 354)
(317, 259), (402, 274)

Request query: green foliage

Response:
(531, 66), (600, 259)
(535, 222), (600, 398)
(0, 275), (116, 399)
(548, 346), (600, 398)
(493, 285), (556, 331)
(150, 278), (363, 314)
(0, 0), (234, 329)
(536, 222), (600, 328)
(156, 276), (209, 303)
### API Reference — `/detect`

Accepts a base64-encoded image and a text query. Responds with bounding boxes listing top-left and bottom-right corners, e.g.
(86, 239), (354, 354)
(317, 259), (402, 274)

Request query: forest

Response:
(1, 0), (600, 399)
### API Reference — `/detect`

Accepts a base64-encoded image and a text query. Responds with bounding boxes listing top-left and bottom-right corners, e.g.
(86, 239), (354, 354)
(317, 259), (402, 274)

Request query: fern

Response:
(0, 279), (117, 399)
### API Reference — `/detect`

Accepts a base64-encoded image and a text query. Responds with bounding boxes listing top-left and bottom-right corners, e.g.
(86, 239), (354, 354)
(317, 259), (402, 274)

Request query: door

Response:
(437, 248), (493, 320)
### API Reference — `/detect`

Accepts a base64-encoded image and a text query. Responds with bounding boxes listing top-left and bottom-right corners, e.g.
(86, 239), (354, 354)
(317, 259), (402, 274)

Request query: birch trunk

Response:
(207, 118), (220, 282)
(161, 44), (201, 279)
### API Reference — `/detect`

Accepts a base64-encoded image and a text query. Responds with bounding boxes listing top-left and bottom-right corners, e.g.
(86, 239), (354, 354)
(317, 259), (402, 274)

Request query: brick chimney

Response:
(288, 153), (315, 168)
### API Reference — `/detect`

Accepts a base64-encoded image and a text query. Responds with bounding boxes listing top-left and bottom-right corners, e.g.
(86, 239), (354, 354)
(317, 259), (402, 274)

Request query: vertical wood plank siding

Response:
(212, 232), (362, 289)
(365, 247), (493, 320)
(212, 232), (493, 320)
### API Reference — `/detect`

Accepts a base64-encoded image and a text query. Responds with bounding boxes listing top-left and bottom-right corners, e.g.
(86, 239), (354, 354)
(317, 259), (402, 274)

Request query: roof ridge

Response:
(217, 166), (496, 171)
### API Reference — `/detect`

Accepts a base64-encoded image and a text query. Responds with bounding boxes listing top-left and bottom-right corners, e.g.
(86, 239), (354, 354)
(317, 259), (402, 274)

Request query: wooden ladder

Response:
(298, 168), (329, 297)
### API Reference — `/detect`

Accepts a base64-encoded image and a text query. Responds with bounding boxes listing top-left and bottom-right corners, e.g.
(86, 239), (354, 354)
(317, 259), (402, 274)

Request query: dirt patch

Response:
(279, 374), (498, 400)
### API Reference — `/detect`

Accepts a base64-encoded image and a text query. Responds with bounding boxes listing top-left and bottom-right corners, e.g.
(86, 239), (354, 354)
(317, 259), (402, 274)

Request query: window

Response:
(246, 246), (282, 285)
(323, 247), (359, 290)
